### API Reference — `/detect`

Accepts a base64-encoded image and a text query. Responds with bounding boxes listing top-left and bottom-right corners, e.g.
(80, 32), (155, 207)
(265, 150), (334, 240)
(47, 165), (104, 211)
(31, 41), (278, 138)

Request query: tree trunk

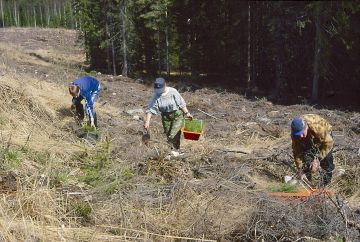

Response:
(272, 2), (285, 98)
(39, 6), (43, 27)
(17, 9), (19, 26)
(33, 7), (36, 28)
(105, 19), (112, 74)
(107, 3), (116, 76)
(247, 1), (251, 88)
(121, 1), (128, 76)
(111, 40), (116, 76)
(157, 30), (161, 74)
(14, 1), (18, 27)
(312, 2), (323, 102)
(0, 0), (4, 27)
(47, 6), (50, 26)
(165, 6), (170, 76)
(58, 3), (62, 23)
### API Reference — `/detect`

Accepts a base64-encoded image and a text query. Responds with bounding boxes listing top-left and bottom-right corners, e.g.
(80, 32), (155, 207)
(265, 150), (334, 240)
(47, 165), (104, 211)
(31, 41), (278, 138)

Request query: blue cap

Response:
(154, 77), (165, 89)
(291, 117), (305, 136)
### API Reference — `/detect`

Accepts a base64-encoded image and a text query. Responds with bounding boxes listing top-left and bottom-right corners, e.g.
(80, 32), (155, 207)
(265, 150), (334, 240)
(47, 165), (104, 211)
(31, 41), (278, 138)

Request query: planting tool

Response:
(301, 176), (316, 192)
(284, 175), (315, 192)
(142, 129), (151, 145)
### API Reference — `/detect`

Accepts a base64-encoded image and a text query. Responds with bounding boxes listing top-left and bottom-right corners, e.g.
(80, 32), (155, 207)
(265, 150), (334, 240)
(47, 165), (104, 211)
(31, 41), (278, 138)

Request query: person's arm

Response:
(292, 138), (305, 179)
(144, 112), (152, 130)
(144, 95), (159, 129)
(180, 107), (193, 120)
(173, 89), (193, 119)
(318, 132), (334, 160)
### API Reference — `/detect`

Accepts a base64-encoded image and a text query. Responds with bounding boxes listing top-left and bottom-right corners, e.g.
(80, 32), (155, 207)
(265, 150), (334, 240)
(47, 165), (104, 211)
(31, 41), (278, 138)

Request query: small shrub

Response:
(83, 124), (95, 132)
(80, 167), (101, 186)
(5, 150), (18, 161)
(121, 166), (134, 181)
(268, 183), (298, 193)
(30, 151), (50, 165)
(104, 183), (118, 194)
(3, 149), (21, 169)
(88, 70), (97, 77)
(72, 201), (92, 221)
(51, 172), (70, 187)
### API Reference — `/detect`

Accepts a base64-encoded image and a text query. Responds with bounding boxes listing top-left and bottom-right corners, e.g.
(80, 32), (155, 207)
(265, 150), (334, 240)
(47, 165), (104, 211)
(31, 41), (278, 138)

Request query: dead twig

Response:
(325, 192), (360, 234)
(197, 108), (218, 119)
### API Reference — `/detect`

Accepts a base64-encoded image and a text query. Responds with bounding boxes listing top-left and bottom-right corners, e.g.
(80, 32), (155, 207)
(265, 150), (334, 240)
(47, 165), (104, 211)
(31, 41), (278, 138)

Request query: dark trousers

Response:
(303, 147), (335, 186)
(72, 96), (97, 127)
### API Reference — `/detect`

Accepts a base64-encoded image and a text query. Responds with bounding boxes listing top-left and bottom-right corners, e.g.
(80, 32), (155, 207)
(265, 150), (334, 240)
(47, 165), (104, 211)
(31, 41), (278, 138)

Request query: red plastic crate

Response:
(181, 127), (203, 141)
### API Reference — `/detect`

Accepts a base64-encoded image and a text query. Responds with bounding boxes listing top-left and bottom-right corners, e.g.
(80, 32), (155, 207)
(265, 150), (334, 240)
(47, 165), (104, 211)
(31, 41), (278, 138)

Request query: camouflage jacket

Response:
(291, 114), (333, 169)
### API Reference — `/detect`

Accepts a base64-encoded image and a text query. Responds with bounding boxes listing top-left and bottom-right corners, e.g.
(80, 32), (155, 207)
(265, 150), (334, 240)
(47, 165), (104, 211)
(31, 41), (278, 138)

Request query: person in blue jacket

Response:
(69, 76), (101, 129)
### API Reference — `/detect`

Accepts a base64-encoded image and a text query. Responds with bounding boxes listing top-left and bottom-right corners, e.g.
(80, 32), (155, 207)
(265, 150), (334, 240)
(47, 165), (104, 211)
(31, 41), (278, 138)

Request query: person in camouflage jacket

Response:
(291, 114), (335, 186)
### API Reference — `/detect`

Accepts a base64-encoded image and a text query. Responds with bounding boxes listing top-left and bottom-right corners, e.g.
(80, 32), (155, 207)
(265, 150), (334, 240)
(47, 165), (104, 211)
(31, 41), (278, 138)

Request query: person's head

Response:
(154, 77), (166, 95)
(291, 117), (308, 138)
(69, 85), (80, 97)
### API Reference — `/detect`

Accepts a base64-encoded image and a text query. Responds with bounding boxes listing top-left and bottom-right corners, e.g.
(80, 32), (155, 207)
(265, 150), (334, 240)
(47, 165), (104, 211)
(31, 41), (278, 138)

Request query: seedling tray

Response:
(182, 119), (204, 141)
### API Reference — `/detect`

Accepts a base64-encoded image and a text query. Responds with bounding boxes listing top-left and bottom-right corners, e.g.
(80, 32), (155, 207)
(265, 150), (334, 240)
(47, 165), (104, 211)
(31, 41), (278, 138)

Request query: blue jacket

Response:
(71, 76), (100, 120)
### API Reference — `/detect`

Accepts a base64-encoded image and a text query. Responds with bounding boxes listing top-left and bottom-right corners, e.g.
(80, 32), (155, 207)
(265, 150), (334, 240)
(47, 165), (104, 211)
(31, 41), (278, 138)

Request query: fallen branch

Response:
(197, 108), (218, 119)
(325, 193), (360, 234)
(218, 148), (252, 154)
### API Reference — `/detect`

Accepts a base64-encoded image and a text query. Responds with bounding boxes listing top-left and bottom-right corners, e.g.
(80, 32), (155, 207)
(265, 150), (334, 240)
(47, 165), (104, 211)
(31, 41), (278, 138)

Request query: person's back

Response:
(72, 76), (99, 96)
(292, 114), (333, 159)
(69, 76), (101, 129)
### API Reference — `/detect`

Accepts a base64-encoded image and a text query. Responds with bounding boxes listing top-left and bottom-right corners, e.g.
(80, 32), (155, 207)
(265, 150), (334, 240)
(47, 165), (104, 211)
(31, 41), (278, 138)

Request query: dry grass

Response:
(0, 73), (77, 155)
(0, 27), (359, 241)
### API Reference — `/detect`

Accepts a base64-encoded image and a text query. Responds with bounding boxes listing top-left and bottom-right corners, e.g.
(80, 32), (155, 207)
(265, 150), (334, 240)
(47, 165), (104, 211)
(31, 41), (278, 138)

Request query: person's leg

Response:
(72, 96), (84, 121)
(167, 111), (183, 150)
(320, 150), (335, 186)
(302, 147), (318, 182)
(93, 112), (98, 127)
(86, 86), (100, 127)
(162, 113), (172, 144)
